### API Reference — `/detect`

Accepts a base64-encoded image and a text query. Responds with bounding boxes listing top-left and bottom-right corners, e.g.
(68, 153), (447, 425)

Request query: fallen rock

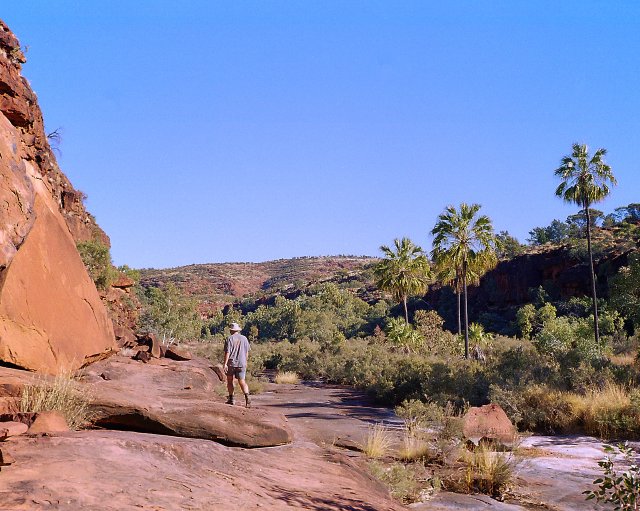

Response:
(0, 421), (28, 439)
(111, 275), (134, 289)
(136, 333), (161, 358)
(133, 350), (151, 363)
(463, 403), (516, 446)
(113, 324), (136, 348)
(165, 346), (192, 361)
(28, 411), (69, 434)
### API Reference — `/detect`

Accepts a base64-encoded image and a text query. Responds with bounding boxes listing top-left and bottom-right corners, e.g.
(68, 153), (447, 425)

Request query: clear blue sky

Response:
(4, 1), (639, 268)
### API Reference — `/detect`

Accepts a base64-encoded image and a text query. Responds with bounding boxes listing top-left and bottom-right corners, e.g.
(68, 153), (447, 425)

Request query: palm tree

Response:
(374, 237), (432, 323)
(431, 203), (498, 358)
(432, 252), (489, 335)
(555, 143), (617, 344)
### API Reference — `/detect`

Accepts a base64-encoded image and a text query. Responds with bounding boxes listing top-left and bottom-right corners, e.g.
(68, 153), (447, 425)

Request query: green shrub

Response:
(139, 283), (201, 342)
(585, 442), (640, 510)
(76, 240), (116, 290)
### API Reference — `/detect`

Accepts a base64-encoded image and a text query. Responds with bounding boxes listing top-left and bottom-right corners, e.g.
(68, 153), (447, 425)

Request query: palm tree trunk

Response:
(463, 259), (469, 359)
(585, 203), (600, 344)
(456, 289), (461, 335)
(403, 296), (409, 324)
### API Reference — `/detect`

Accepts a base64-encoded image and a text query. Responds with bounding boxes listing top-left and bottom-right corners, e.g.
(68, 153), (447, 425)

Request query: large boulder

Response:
(463, 403), (516, 446)
(83, 355), (293, 448)
(0, 20), (116, 373)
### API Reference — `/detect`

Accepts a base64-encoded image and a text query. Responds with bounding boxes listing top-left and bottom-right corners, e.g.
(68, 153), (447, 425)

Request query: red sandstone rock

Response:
(111, 275), (135, 289)
(113, 324), (136, 348)
(0, 421), (27, 439)
(27, 411), (69, 434)
(133, 350), (151, 363)
(0, 448), (14, 466)
(463, 403), (516, 445)
(0, 20), (116, 374)
(83, 355), (292, 448)
(165, 346), (192, 361)
(137, 333), (161, 358)
(211, 364), (225, 382)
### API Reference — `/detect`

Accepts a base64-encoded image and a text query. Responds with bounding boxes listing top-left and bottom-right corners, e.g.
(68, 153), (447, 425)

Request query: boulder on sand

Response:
(463, 403), (516, 446)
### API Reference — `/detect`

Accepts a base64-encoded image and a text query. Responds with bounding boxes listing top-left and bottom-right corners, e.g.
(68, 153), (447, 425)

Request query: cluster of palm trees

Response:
(374, 143), (617, 358)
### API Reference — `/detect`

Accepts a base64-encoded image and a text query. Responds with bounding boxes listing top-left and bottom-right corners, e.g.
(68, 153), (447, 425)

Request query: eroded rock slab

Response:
(0, 430), (403, 510)
(83, 355), (292, 447)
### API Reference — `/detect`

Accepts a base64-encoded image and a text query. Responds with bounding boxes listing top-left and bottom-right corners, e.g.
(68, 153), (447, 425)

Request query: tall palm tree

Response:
(374, 237), (432, 323)
(555, 143), (617, 344)
(432, 252), (489, 335)
(431, 203), (498, 358)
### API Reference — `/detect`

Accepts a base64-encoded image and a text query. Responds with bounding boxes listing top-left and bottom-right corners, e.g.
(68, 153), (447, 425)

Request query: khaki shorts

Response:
(227, 366), (246, 380)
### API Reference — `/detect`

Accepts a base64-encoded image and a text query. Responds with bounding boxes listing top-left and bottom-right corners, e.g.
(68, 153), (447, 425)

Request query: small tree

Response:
(139, 283), (201, 342)
(374, 238), (432, 323)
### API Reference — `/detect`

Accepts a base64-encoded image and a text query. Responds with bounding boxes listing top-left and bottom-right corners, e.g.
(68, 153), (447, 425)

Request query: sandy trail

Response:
(256, 381), (613, 511)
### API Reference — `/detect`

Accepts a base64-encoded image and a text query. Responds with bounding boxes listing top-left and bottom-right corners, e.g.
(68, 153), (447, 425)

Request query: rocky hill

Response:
(140, 256), (378, 314)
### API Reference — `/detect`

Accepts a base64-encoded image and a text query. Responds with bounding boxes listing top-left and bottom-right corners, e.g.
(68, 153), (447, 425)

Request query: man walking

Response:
(223, 322), (251, 407)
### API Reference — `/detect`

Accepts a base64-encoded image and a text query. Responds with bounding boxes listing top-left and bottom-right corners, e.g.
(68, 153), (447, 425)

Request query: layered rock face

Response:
(0, 21), (115, 373)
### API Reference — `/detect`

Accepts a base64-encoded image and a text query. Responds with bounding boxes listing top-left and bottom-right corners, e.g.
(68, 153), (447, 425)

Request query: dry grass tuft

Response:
(19, 370), (92, 430)
(459, 443), (516, 496)
(398, 430), (433, 462)
(274, 371), (300, 384)
(582, 384), (635, 438)
(362, 423), (393, 459)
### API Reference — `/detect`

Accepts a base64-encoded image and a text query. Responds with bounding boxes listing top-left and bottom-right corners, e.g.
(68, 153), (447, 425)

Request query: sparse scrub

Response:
(457, 443), (516, 497)
(398, 430), (433, 462)
(274, 371), (300, 384)
(19, 370), (92, 430)
(361, 423), (393, 459)
(368, 461), (424, 504)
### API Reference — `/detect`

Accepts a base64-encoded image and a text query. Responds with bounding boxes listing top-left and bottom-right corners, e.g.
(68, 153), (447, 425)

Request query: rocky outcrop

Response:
(0, 430), (404, 510)
(83, 355), (292, 448)
(0, 20), (116, 373)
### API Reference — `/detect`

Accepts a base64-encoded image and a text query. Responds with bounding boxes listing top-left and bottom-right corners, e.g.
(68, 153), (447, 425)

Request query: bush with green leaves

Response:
(584, 442), (640, 510)
(139, 283), (201, 342)
(76, 240), (116, 290)
(414, 310), (462, 357)
(385, 317), (424, 353)
(610, 253), (640, 332)
(242, 283), (372, 343)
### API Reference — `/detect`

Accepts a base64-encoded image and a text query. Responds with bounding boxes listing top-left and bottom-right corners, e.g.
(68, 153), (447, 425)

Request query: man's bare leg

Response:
(226, 372), (235, 404)
(238, 378), (251, 408)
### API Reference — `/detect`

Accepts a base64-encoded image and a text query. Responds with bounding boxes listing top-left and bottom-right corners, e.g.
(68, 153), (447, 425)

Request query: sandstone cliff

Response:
(0, 20), (115, 373)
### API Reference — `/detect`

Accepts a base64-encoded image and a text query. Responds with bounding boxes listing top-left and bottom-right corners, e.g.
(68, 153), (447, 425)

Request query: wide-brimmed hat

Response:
(229, 322), (242, 332)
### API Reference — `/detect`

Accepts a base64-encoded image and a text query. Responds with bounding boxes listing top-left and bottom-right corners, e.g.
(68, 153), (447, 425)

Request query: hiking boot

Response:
(226, 395), (234, 405)
(244, 394), (251, 408)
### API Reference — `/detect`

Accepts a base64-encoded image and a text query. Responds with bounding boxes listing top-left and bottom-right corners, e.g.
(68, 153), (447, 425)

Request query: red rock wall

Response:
(0, 20), (116, 373)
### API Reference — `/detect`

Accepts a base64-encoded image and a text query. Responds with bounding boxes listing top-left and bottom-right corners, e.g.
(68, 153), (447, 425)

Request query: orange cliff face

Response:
(0, 20), (116, 373)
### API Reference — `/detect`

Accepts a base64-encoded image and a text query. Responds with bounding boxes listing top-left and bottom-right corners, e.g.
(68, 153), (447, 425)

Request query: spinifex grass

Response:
(274, 371), (300, 384)
(19, 369), (92, 430)
(362, 423), (393, 459)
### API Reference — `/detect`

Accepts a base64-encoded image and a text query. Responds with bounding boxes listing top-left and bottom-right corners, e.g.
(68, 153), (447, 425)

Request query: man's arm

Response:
(223, 339), (230, 370)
